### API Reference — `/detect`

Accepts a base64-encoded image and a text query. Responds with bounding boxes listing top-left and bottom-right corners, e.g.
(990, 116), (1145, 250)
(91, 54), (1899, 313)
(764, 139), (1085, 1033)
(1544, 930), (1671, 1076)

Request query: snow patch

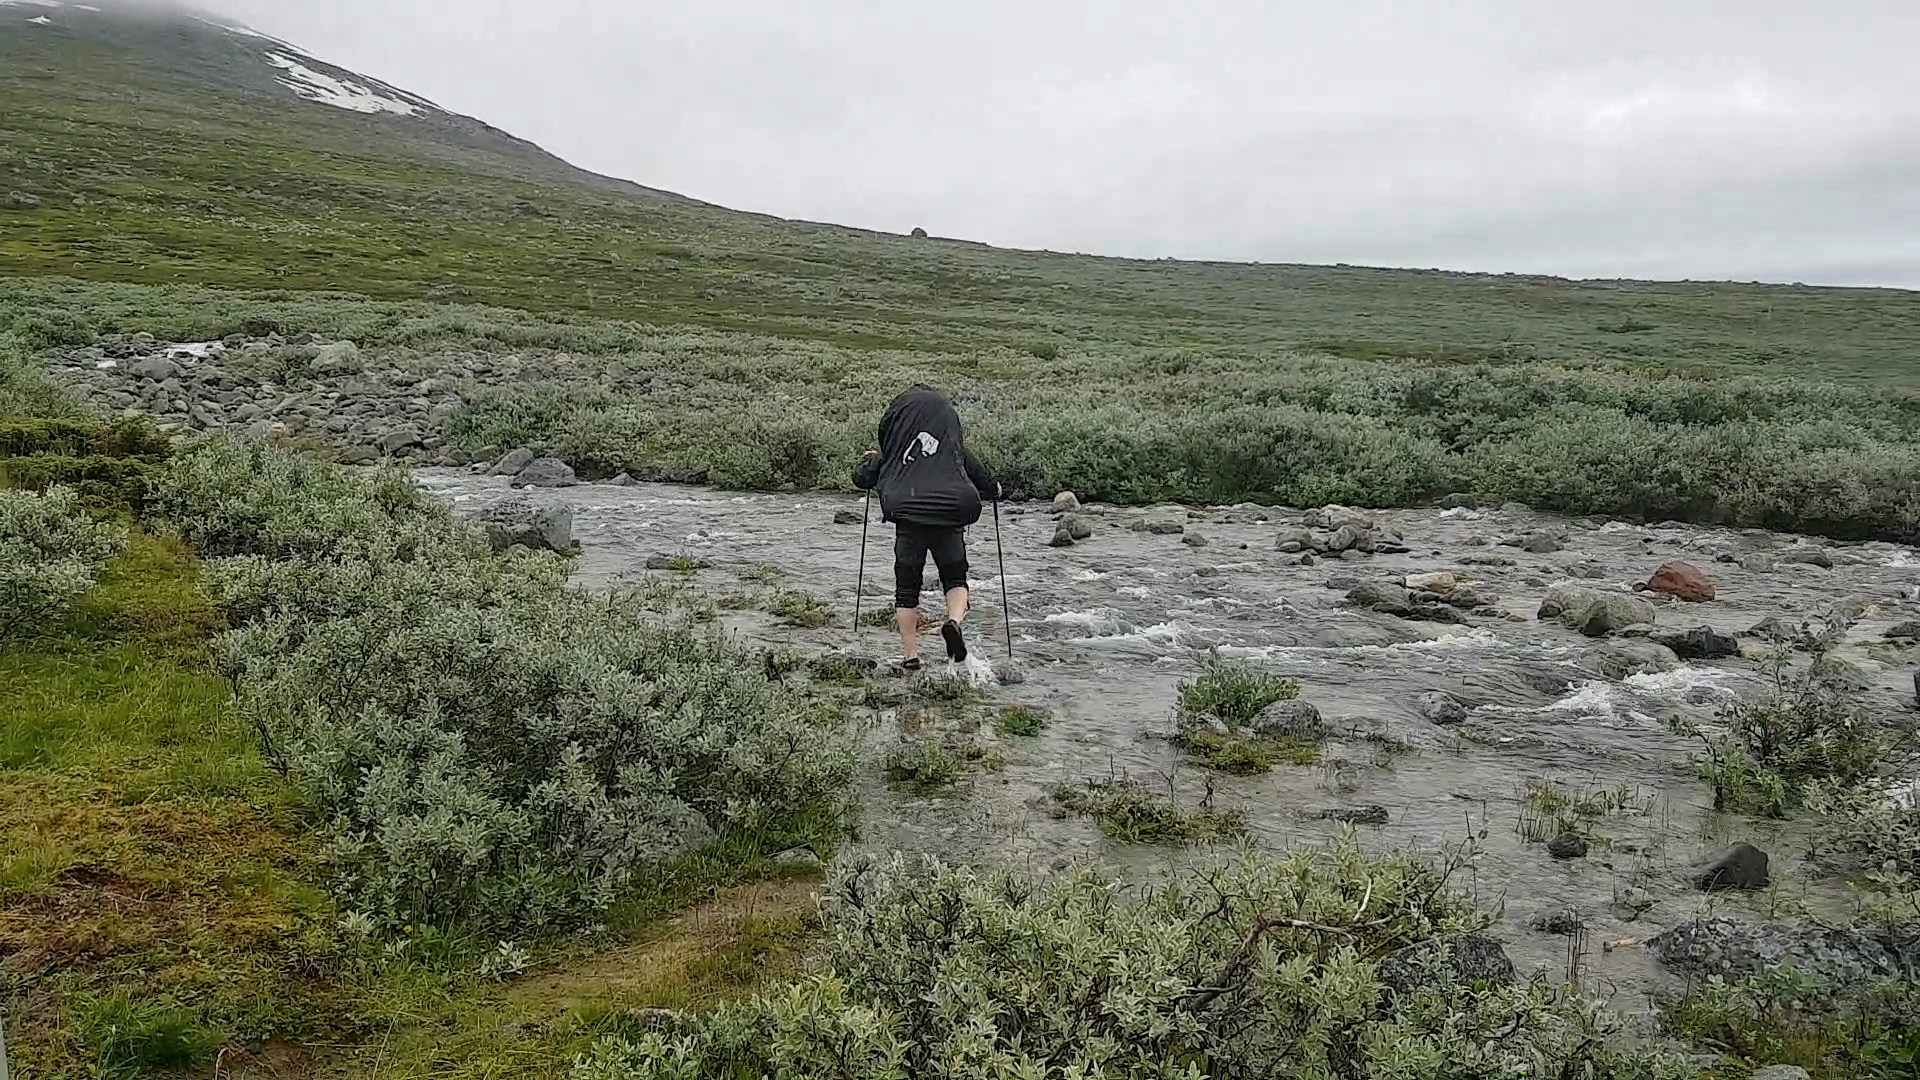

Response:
(264, 51), (421, 116)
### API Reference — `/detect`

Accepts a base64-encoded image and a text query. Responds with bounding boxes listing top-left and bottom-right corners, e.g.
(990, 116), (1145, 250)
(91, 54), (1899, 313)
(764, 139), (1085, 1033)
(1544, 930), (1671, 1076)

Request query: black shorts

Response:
(894, 524), (969, 608)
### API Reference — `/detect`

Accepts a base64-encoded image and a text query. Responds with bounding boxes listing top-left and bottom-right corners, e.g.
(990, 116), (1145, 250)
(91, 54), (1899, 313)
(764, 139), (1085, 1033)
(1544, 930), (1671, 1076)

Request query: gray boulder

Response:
(1304, 505), (1377, 531)
(1778, 547), (1834, 569)
(1884, 621), (1920, 641)
(608, 472), (637, 486)
(379, 425), (424, 454)
(1538, 585), (1658, 637)
(1547, 833), (1590, 860)
(1595, 640), (1682, 679)
(1251, 700), (1326, 739)
(1277, 528), (1317, 554)
(1420, 691), (1468, 725)
(1062, 515), (1094, 541)
(491, 447), (537, 475)
(476, 500), (576, 555)
(832, 509), (864, 525)
(512, 457), (577, 488)
(1138, 519), (1185, 535)
(1649, 917), (1920, 990)
(1651, 626), (1742, 661)
(1739, 552), (1779, 573)
(311, 340), (362, 375)
(1376, 935), (1515, 996)
(1182, 531), (1210, 548)
(1691, 842), (1769, 891)
(1048, 525), (1075, 548)
(1051, 491), (1081, 514)
(128, 356), (183, 381)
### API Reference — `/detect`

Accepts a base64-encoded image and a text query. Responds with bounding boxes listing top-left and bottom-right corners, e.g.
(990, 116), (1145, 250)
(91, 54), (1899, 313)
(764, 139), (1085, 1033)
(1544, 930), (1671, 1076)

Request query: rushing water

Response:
(416, 470), (1920, 1010)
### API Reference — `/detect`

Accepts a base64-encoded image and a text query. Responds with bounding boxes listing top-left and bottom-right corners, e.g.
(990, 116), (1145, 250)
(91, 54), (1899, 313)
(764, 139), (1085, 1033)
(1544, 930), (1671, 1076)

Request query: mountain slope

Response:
(3, 0), (1919, 380)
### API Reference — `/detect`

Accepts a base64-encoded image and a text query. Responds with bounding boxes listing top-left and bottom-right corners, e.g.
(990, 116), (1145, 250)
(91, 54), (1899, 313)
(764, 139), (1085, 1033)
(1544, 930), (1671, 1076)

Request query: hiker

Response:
(853, 385), (999, 669)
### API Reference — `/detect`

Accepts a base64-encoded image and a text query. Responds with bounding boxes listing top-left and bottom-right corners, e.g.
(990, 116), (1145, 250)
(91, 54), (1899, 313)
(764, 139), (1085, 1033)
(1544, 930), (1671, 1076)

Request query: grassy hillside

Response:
(4, 7), (1920, 384)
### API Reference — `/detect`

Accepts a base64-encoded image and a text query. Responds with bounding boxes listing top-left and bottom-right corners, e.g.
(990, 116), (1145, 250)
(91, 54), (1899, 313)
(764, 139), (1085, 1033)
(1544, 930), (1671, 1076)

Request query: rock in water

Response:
(1404, 571), (1458, 594)
(1181, 531), (1210, 548)
(1251, 700), (1325, 739)
(1530, 910), (1585, 936)
(1778, 546), (1834, 569)
(512, 457), (577, 488)
(991, 658), (1028, 685)
(1646, 559), (1715, 602)
(1595, 640), (1681, 678)
(1649, 917), (1918, 989)
(1048, 525), (1075, 548)
(1316, 805), (1389, 825)
(832, 509), (864, 525)
(1276, 528), (1316, 554)
(1420, 691), (1467, 725)
(1143, 519), (1185, 535)
(1547, 833), (1589, 860)
(476, 500), (575, 554)
(1346, 580), (1410, 610)
(1051, 491), (1080, 514)
(1538, 585), (1657, 637)
(1739, 552), (1778, 573)
(1883, 621), (1920, 641)
(1376, 935), (1515, 996)
(491, 447), (537, 475)
(1652, 626), (1742, 660)
(608, 472), (637, 486)
(1063, 515), (1094, 541)
(1691, 843), (1769, 891)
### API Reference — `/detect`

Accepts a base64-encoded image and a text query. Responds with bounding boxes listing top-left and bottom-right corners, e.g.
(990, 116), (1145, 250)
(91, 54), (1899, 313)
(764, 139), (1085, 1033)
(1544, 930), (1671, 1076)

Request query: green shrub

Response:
(574, 844), (1691, 1080)
(1668, 651), (1884, 818)
(1177, 656), (1301, 731)
(0, 484), (128, 637)
(1661, 967), (1920, 1079)
(160, 443), (858, 934)
(883, 741), (964, 791)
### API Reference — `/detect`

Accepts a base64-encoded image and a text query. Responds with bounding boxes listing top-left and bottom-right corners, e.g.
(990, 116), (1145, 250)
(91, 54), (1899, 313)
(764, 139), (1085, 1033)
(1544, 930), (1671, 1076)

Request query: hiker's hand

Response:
(862, 448), (878, 459)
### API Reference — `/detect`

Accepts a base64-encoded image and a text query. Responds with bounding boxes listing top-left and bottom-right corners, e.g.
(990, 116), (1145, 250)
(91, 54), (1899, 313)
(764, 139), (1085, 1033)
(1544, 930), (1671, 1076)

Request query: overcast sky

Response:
(208, 0), (1920, 288)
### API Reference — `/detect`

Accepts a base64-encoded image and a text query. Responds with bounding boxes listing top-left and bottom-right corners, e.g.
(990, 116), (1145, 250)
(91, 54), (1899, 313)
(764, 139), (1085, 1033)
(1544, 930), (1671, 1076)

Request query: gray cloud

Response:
(209, 0), (1920, 287)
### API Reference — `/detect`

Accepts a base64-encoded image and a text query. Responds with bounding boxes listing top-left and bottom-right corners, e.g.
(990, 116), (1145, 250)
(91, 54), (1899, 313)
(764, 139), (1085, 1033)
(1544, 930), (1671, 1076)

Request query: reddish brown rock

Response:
(1647, 560), (1715, 602)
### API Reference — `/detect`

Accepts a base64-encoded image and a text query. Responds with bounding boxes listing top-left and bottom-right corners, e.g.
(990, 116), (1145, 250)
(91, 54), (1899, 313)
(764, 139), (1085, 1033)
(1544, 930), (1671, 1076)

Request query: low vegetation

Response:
(0, 483), (128, 637)
(1052, 777), (1247, 845)
(1177, 656), (1303, 731)
(1662, 967), (1920, 1080)
(1668, 643), (1890, 818)
(995, 704), (1049, 737)
(574, 843), (1693, 1079)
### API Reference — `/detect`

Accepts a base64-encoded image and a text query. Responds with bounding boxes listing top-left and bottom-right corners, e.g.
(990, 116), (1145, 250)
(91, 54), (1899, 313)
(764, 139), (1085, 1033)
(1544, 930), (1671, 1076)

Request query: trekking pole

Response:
(852, 490), (872, 637)
(992, 495), (1014, 661)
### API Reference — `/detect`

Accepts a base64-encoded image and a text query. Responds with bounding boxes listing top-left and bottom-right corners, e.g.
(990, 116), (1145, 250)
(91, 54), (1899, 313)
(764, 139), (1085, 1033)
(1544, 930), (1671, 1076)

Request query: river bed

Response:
(415, 470), (1920, 1014)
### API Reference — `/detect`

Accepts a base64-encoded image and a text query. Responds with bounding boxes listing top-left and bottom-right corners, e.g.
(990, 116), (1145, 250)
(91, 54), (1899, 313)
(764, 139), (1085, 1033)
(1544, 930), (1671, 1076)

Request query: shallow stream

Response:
(416, 471), (1920, 1013)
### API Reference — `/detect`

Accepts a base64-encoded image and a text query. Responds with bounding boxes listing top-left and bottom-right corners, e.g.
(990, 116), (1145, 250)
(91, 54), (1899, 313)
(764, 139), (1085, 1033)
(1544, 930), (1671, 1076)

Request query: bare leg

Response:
(945, 586), (971, 626)
(896, 607), (922, 661)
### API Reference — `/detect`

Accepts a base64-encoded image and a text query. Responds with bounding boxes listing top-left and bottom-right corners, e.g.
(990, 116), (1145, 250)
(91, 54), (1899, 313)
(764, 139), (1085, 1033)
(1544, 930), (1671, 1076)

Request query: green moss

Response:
(1181, 730), (1321, 775)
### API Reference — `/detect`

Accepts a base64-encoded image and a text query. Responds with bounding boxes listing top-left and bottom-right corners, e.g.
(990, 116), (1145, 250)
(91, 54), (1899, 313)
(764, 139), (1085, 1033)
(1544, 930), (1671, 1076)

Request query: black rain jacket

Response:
(851, 387), (996, 527)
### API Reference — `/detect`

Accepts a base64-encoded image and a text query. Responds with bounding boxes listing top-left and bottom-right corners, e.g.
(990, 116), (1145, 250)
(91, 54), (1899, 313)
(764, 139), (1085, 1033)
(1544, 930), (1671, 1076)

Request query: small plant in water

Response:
(1051, 776), (1246, 844)
(884, 737), (999, 791)
(1668, 642), (1886, 818)
(1182, 730), (1319, 775)
(1177, 655), (1300, 730)
(768, 589), (834, 629)
(807, 653), (870, 686)
(996, 705), (1048, 737)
